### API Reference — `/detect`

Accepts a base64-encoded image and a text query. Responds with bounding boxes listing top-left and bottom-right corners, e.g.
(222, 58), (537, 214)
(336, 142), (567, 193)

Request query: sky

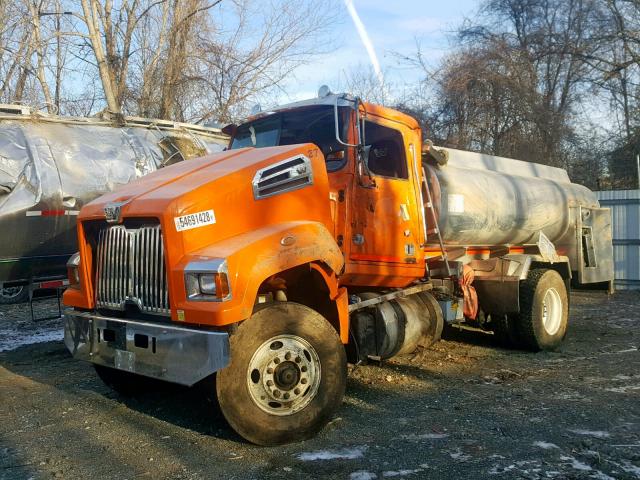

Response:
(279, 0), (481, 103)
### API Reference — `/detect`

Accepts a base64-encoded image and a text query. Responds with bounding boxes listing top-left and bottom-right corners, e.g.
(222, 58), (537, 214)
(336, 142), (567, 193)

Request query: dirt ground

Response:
(1, 290), (639, 480)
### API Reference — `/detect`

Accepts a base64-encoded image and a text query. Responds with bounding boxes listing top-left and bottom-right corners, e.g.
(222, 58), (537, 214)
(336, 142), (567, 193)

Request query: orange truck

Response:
(63, 89), (613, 445)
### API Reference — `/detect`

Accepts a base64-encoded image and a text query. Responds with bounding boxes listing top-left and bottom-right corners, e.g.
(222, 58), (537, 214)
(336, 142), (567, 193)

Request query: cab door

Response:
(347, 119), (423, 286)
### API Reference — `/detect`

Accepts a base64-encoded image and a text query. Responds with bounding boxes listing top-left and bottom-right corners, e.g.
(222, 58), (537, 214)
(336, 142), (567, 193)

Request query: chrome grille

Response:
(95, 224), (169, 315)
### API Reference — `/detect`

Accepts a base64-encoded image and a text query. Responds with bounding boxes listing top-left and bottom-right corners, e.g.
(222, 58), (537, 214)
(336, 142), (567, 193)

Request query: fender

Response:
(310, 262), (350, 344)
(170, 221), (344, 326)
(470, 254), (572, 315)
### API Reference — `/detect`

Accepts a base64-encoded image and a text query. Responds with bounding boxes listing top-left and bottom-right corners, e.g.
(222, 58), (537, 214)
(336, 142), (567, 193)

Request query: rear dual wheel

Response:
(494, 269), (569, 351)
(216, 302), (347, 446)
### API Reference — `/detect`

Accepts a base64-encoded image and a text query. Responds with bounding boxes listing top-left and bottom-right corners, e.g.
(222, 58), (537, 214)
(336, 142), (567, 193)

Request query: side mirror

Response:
(332, 95), (374, 187)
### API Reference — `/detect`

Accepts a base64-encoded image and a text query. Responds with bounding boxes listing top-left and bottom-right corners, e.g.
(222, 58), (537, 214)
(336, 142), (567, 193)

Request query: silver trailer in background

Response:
(0, 104), (228, 304)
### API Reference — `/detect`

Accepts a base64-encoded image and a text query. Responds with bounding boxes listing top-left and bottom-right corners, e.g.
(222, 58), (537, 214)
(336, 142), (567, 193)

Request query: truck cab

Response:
(226, 94), (428, 287)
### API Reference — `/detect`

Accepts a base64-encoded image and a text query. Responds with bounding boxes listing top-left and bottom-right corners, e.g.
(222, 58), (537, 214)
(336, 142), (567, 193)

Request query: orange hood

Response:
(79, 144), (334, 256)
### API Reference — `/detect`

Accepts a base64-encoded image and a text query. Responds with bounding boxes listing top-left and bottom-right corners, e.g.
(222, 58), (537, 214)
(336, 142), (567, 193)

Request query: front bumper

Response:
(64, 310), (229, 386)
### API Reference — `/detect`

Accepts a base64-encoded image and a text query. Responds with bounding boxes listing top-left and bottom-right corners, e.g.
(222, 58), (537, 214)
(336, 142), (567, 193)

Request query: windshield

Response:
(230, 106), (350, 171)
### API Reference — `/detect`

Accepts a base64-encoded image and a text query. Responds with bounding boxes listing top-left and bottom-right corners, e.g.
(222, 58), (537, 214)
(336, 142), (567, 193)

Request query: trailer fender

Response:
(470, 255), (571, 315)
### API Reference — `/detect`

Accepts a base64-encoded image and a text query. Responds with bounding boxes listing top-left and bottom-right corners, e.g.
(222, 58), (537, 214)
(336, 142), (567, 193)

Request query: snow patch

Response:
(612, 374), (640, 381)
(533, 441), (560, 450)
(558, 455), (617, 479)
(449, 448), (471, 462)
(560, 456), (592, 471)
(605, 384), (640, 394)
(382, 469), (422, 477)
(400, 433), (448, 441)
(0, 327), (63, 352)
(488, 464), (517, 475)
(350, 471), (376, 480)
(297, 446), (367, 461)
(568, 429), (611, 439)
(618, 460), (640, 478)
(590, 472), (616, 480)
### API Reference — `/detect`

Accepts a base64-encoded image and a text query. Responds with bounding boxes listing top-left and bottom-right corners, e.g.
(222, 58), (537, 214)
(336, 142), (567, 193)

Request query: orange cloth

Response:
(459, 264), (478, 319)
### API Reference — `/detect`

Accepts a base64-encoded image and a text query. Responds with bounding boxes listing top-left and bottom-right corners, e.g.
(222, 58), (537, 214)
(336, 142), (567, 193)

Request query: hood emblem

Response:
(104, 201), (128, 223)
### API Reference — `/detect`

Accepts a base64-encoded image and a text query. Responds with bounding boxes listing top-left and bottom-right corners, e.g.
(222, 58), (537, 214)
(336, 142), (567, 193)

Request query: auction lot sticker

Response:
(174, 210), (216, 231)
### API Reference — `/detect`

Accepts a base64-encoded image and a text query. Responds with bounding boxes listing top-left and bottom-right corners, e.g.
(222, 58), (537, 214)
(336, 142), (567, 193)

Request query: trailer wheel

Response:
(0, 285), (29, 304)
(513, 269), (569, 351)
(216, 302), (346, 445)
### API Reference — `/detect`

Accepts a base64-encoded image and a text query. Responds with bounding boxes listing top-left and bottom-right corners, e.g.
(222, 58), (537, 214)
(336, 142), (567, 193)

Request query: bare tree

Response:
(399, 0), (604, 173)
(186, 0), (338, 123)
(76, 0), (141, 113)
(0, 0), (339, 122)
(26, 1), (55, 111)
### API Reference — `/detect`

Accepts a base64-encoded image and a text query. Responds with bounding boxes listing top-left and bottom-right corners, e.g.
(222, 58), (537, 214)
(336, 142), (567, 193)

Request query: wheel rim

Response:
(247, 334), (321, 416)
(542, 287), (562, 335)
(1, 286), (24, 299)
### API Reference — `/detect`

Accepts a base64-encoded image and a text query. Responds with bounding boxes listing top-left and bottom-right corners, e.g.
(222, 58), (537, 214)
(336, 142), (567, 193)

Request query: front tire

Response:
(216, 302), (347, 446)
(512, 269), (569, 351)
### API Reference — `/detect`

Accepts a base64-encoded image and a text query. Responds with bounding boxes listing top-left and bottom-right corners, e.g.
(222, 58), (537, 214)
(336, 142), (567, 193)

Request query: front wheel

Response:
(512, 269), (569, 351)
(216, 302), (347, 445)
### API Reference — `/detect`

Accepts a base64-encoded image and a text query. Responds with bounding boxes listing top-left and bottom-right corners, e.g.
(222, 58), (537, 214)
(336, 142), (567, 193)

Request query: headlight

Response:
(199, 274), (217, 295)
(67, 252), (81, 286)
(184, 259), (231, 301)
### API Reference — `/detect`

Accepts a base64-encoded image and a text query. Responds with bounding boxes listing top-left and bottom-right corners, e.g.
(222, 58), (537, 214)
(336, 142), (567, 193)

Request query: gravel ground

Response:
(1, 290), (639, 480)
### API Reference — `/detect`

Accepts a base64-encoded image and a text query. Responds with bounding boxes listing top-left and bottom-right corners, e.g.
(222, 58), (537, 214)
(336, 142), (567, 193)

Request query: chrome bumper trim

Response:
(64, 310), (229, 386)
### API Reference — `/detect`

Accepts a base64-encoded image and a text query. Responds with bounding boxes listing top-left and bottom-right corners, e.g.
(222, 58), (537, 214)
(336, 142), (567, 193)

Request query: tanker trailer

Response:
(422, 144), (614, 348)
(0, 104), (227, 304)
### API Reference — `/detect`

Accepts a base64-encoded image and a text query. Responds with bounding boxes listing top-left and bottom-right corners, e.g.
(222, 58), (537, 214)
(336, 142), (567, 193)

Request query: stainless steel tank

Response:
(426, 148), (598, 247)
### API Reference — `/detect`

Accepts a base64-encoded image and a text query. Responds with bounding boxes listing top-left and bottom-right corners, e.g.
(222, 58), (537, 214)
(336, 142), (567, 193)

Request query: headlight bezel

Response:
(67, 252), (81, 286)
(184, 258), (232, 302)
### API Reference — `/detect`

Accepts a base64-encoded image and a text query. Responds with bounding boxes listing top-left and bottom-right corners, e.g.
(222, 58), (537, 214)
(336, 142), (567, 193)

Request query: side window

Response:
(365, 121), (407, 179)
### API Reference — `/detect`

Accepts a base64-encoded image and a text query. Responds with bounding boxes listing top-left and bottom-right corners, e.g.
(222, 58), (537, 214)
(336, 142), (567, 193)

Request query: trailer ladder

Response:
(421, 166), (451, 277)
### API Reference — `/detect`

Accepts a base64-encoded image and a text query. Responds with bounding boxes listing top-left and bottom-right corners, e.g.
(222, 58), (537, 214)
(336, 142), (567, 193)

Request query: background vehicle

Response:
(0, 104), (227, 304)
(62, 89), (613, 445)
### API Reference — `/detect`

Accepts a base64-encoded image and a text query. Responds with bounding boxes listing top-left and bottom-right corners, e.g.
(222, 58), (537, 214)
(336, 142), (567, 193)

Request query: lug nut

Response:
(301, 366), (307, 372)
(267, 368), (273, 374)
(285, 352), (291, 360)
(295, 356), (301, 363)
(273, 390), (281, 398)
(284, 393), (290, 400)
(301, 378), (308, 384)
(266, 380), (273, 386)
(274, 358), (281, 364)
